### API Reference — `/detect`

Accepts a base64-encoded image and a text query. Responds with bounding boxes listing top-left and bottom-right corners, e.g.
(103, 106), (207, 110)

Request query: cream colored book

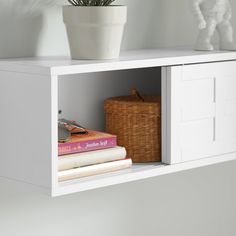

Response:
(58, 146), (127, 171)
(58, 158), (132, 182)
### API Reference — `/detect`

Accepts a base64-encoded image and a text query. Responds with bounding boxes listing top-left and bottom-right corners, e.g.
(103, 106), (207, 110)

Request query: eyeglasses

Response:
(58, 119), (88, 143)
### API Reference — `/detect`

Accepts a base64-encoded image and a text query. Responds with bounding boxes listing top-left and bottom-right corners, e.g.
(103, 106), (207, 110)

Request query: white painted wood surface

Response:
(163, 61), (236, 164)
(54, 152), (236, 197)
(0, 71), (52, 190)
(0, 50), (236, 196)
(0, 49), (236, 76)
(51, 75), (58, 196)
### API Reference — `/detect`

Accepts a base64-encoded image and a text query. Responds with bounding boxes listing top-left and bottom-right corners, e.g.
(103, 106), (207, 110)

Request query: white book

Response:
(58, 158), (132, 182)
(58, 146), (127, 171)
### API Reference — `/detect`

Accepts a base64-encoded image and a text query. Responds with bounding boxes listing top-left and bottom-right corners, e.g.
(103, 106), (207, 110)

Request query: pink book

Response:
(58, 130), (117, 156)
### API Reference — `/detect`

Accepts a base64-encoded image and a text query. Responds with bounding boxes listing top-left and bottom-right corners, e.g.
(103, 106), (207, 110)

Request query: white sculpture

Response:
(193, 0), (236, 51)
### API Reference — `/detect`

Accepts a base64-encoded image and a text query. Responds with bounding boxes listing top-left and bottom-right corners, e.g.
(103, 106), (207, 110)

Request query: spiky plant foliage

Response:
(68, 0), (116, 6)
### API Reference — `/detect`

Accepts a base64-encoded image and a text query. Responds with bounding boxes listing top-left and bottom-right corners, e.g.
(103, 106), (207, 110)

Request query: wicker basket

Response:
(104, 89), (161, 163)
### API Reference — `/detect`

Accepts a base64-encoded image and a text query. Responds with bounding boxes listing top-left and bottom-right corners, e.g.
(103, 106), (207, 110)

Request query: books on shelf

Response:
(58, 129), (116, 156)
(58, 146), (127, 171)
(58, 158), (132, 182)
(58, 129), (132, 182)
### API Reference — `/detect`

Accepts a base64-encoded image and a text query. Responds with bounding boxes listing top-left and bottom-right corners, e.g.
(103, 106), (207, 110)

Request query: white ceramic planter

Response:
(63, 5), (127, 60)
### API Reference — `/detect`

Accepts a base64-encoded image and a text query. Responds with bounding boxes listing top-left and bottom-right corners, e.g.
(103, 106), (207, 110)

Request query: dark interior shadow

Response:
(0, 9), (43, 58)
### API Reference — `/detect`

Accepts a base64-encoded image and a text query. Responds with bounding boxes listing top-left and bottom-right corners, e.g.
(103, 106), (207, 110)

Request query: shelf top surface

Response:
(1, 48), (236, 76)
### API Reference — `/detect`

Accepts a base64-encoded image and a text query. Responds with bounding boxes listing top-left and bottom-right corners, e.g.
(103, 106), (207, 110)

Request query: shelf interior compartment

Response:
(58, 67), (162, 131)
(57, 67), (162, 187)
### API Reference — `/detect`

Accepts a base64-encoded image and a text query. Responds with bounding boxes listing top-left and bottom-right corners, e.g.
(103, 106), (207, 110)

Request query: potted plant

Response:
(63, 0), (127, 60)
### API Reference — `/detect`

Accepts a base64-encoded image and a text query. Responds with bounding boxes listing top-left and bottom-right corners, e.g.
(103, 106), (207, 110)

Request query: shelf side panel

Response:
(0, 71), (52, 189)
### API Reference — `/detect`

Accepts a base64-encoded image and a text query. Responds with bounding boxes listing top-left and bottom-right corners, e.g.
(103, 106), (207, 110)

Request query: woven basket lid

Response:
(105, 89), (161, 115)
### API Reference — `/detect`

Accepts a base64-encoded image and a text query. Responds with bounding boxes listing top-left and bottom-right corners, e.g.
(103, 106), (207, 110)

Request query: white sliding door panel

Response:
(162, 61), (236, 164)
(217, 76), (236, 148)
(162, 67), (182, 164)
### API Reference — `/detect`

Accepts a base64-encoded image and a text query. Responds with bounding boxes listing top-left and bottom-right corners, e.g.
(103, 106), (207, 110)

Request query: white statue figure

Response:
(193, 0), (236, 51)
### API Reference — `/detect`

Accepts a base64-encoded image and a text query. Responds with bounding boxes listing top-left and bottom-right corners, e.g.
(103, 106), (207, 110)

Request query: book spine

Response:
(58, 147), (127, 171)
(58, 159), (132, 182)
(58, 136), (117, 156)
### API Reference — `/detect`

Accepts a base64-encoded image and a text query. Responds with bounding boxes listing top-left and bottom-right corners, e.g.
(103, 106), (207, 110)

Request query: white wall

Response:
(152, 0), (236, 48)
(0, 0), (161, 57)
(0, 1), (236, 236)
(1, 162), (236, 236)
(2, 0), (236, 57)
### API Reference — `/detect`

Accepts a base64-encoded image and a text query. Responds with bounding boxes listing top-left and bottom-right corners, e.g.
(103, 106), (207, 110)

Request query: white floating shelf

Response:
(1, 49), (236, 76)
(0, 48), (236, 197)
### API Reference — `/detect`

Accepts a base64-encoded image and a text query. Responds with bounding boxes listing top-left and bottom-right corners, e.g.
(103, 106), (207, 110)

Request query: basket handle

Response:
(131, 88), (145, 102)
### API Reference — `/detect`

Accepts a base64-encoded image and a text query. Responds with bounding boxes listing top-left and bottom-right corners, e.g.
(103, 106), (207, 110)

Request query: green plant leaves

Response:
(67, 0), (116, 6)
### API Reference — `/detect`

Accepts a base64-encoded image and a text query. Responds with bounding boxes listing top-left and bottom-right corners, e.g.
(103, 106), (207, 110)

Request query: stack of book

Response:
(58, 130), (132, 182)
